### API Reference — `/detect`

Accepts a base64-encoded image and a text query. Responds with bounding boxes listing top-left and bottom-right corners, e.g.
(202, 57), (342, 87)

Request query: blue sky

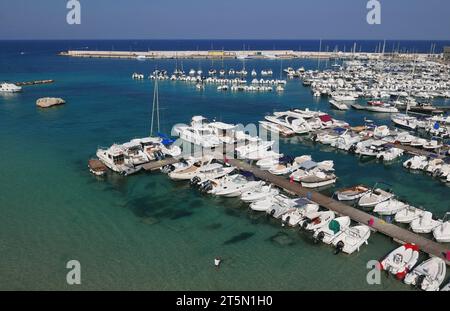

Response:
(0, 0), (449, 40)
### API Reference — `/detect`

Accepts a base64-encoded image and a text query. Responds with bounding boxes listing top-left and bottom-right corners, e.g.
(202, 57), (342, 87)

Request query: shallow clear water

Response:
(0, 41), (448, 290)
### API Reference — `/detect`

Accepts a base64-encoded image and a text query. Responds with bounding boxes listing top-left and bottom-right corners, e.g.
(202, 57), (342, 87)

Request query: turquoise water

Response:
(0, 41), (449, 290)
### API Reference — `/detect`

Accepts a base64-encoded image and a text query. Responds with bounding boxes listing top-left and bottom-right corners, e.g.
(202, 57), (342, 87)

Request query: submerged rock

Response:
(36, 97), (66, 108)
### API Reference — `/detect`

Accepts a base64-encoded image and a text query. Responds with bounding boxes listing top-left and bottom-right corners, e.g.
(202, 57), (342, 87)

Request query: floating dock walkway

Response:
(225, 157), (449, 265)
(138, 152), (449, 265)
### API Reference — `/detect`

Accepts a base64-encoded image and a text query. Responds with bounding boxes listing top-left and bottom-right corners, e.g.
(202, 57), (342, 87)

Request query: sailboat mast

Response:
(151, 77), (160, 135)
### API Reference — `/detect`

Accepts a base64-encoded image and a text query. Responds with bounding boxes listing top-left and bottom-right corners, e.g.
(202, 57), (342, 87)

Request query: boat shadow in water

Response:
(223, 232), (255, 245)
(267, 231), (296, 247)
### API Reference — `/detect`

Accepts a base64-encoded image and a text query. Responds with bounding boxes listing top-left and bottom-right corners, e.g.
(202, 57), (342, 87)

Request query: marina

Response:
(2, 39), (450, 291)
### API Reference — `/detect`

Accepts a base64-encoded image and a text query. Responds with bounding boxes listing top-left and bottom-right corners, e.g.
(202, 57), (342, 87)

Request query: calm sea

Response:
(0, 40), (448, 290)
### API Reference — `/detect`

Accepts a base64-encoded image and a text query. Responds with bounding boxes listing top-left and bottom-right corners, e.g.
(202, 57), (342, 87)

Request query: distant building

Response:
(445, 46), (450, 60)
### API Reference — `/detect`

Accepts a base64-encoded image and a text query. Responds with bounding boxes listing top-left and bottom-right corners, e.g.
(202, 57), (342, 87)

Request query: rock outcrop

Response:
(36, 97), (65, 108)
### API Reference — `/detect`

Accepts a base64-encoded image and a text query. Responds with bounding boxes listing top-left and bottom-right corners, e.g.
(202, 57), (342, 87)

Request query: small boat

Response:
(365, 101), (398, 113)
(88, 159), (107, 176)
(0, 82), (22, 93)
(212, 174), (263, 197)
(432, 218), (450, 243)
(256, 155), (283, 170)
(190, 164), (236, 188)
(403, 156), (428, 170)
(410, 137), (427, 148)
(373, 125), (390, 138)
(240, 185), (279, 203)
(329, 99), (349, 110)
(300, 171), (337, 188)
(259, 121), (295, 137)
(250, 194), (297, 213)
(335, 185), (370, 201)
(281, 198), (320, 227)
(168, 157), (214, 181)
(358, 186), (394, 208)
(410, 211), (442, 234)
(313, 216), (351, 244)
(298, 211), (335, 231)
(332, 225), (371, 255)
(376, 147), (404, 162)
(380, 244), (420, 280)
(404, 257), (447, 291)
(394, 206), (425, 224)
(373, 199), (408, 216)
(391, 114), (418, 130)
(268, 155), (311, 176)
(422, 140), (443, 150)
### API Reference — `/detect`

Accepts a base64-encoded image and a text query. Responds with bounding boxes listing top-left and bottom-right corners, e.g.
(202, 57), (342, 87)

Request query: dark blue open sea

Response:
(0, 40), (449, 290)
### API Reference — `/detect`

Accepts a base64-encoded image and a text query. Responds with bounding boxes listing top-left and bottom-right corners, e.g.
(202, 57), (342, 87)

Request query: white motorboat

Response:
(403, 156), (428, 170)
(313, 216), (351, 244)
(240, 184), (279, 203)
(190, 164), (236, 188)
(376, 147), (404, 162)
(268, 155), (311, 176)
(266, 201), (297, 219)
(168, 157), (214, 181)
(0, 82), (22, 93)
(300, 171), (337, 188)
(410, 137), (427, 148)
(394, 206), (425, 224)
(395, 132), (415, 145)
(329, 99), (349, 110)
(422, 140), (443, 151)
(265, 114), (312, 134)
(252, 194), (298, 214)
(332, 225), (371, 255)
(212, 174), (263, 197)
(373, 125), (390, 138)
(432, 218), (450, 243)
(358, 187), (394, 208)
(256, 156), (283, 170)
(365, 101), (398, 113)
(404, 257), (447, 291)
(298, 211), (335, 231)
(410, 211), (442, 234)
(373, 199), (408, 216)
(335, 185), (370, 201)
(289, 160), (332, 182)
(380, 244), (420, 279)
(259, 121), (295, 137)
(391, 114), (418, 131)
(331, 94), (357, 102)
(280, 198), (320, 227)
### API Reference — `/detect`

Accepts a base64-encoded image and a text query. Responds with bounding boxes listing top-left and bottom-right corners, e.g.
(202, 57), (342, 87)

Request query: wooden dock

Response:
(226, 157), (450, 265)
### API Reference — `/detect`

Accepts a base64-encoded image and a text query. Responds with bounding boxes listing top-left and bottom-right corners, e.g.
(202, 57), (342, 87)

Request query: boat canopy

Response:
(293, 197), (313, 207)
(333, 127), (347, 134)
(328, 220), (341, 234)
(298, 160), (317, 170)
(319, 115), (332, 123)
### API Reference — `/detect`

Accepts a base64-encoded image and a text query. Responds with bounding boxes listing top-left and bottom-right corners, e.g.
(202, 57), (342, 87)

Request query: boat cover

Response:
(328, 219), (340, 234)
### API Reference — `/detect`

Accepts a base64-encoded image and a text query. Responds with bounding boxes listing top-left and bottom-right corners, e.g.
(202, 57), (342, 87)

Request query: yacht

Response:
(0, 82), (22, 93)
(265, 114), (312, 134)
(96, 144), (142, 176)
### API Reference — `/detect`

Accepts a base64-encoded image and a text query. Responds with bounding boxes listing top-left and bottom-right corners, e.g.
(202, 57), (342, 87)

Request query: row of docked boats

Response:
(160, 156), (371, 255)
(380, 244), (448, 291)
(301, 57), (450, 101)
(334, 183), (450, 243)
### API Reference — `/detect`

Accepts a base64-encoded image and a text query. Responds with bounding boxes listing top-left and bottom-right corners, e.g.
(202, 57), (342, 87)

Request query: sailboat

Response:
(137, 78), (182, 159)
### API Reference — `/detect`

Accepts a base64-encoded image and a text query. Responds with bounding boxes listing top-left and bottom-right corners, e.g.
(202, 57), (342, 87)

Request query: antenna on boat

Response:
(150, 77), (160, 136)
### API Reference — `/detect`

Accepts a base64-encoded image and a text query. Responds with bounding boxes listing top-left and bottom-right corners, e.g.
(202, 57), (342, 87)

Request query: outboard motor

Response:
(348, 144), (357, 154)
(282, 216), (291, 227)
(378, 155), (384, 161)
(312, 134), (318, 142)
(301, 218), (311, 231)
(334, 241), (344, 255)
(314, 231), (325, 244)
(270, 209), (276, 216)
(189, 176), (201, 187)
(406, 161), (412, 168)
(415, 275), (426, 289)
(201, 182), (213, 193)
